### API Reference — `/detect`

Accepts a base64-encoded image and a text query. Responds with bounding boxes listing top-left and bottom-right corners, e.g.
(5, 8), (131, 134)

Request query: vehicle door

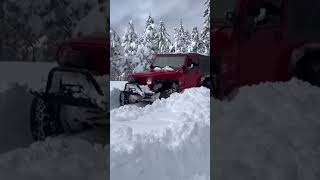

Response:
(183, 55), (201, 89)
(238, 0), (286, 85)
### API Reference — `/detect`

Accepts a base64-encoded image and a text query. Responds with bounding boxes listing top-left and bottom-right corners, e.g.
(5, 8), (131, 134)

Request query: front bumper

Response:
(121, 82), (160, 103)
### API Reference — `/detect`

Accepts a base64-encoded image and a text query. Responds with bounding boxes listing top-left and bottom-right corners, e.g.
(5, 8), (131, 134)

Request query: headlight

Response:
(146, 78), (152, 85)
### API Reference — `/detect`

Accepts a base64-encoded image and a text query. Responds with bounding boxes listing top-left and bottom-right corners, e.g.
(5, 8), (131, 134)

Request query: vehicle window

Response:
(247, 1), (281, 26)
(213, 0), (237, 21)
(153, 56), (185, 68)
(199, 56), (210, 73)
(61, 49), (85, 66)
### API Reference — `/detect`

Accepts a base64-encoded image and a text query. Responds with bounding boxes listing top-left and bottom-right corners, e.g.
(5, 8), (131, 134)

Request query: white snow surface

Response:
(0, 137), (107, 180)
(214, 78), (320, 179)
(110, 81), (210, 180)
(154, 66), (174, 71)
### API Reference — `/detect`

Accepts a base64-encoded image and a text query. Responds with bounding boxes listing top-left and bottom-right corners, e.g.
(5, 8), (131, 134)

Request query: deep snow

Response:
(213, 78), (320, 180)
(110, 81), (211, 180)
(0, 62), (56, 153)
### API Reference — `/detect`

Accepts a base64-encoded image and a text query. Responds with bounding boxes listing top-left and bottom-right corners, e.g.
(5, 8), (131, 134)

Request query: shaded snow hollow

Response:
(213, 78), (320, 180)
(110, 81), (210, 180)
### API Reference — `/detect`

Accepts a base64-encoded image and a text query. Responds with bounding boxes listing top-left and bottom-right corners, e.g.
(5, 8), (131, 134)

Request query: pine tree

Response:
(189, 27), (201, 53)
(157, 19), (171, 53)
(200, 0), (210, 55)
(184, 30), (191, 52)
(172, 27), (179, 53)
(175, 20), (187, 53)
(110, 28), (124, 80)
(122, 20), (139, 57)
(137, 15), (159, 70)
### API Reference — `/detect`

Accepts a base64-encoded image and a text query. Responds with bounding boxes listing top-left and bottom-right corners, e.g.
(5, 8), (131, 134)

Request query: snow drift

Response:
(110, 81), (210, 180)
(0, 137), (107, 180)
(214, 78), (320, 179)
(0, 62), (55, 153)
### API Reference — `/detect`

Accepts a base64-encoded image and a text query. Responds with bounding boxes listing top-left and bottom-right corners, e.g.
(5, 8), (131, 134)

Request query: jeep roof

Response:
(57, 33), (109, 75)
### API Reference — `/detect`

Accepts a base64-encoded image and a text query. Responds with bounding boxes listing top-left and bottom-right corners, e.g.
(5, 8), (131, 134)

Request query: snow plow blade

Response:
(119, 82), (159, 106)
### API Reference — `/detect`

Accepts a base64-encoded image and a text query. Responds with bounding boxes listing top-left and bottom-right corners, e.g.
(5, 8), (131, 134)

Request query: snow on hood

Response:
(110, 87), (210, 180)
(153, 66), (175, 71)
(214, 78), (320, 179)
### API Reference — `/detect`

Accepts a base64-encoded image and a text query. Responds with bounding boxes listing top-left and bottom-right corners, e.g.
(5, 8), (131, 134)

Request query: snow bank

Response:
(0, 137), (107, 180)
(0, 62), (55, 153)
(110, 87), (210, 180)
(214, 78), (320, 179)
(110, 81), (127, 110)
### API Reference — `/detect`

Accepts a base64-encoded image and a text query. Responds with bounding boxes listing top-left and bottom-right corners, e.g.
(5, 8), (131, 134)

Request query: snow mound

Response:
(0, 137), (107, 180)
(110, 81), (127, 110)
(214, 78), (320, 179)
(111, 87), (210, 180)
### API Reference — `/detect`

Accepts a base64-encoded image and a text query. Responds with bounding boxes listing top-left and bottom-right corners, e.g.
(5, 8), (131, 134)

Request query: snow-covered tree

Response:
(0, 0), (108, 62)
(184, 30), (191, 52)
(171, 27), (179, 53)
(110, 28), (124, 80)
(175, 20), (187, 53)
(122, 20), (139, 56)
(137, 15), (159, 70)
(157, 19), (171, 53)
(199, 0), (210, 55)
(188, 27), (201, 53)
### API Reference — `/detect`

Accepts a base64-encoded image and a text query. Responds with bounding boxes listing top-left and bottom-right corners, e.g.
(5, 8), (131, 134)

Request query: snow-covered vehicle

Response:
(29, 33), (109, 141)
(119, 53), (211, 105)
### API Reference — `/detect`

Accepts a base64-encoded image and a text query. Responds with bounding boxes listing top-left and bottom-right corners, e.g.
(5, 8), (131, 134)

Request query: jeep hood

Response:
(129, 69), (182, 83)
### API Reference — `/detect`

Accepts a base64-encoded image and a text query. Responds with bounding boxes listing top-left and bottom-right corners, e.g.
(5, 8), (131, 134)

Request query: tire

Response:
(159, 83), (178, 99)
(296, 57), (320, 86)
(119, 91), (129, 106)
(202, 78), (213, 89)
(30, 97), (63, 141)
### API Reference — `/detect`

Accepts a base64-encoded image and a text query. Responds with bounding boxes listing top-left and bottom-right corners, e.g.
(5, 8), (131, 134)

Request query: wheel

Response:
(202, 78), (213, 89)
(296, 56), (320, 86)
(159, 83), (178, 99)
(119, 91), (129, 106)
(30, 97), (63, 141)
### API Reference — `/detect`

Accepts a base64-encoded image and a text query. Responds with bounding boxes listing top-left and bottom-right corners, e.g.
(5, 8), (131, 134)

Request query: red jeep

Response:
(119, 53), (211, 105)
(30, 33), (109, 141)
(212, 0), (320, 99)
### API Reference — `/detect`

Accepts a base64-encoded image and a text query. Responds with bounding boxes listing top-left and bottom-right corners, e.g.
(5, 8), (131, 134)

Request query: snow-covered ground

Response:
(214, 78), (320, 179)
(110, 81), (211, 180)
(2, 61), (319, 179)
(0, 62), (56, 153)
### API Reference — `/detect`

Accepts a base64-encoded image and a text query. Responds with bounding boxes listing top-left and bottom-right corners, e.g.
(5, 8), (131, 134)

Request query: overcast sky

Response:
(110, 0), (205, 40)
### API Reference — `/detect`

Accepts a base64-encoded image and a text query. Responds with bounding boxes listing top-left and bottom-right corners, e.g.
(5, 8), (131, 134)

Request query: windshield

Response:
(213, 0), (237, 21)
(152, 56), (185, 68)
